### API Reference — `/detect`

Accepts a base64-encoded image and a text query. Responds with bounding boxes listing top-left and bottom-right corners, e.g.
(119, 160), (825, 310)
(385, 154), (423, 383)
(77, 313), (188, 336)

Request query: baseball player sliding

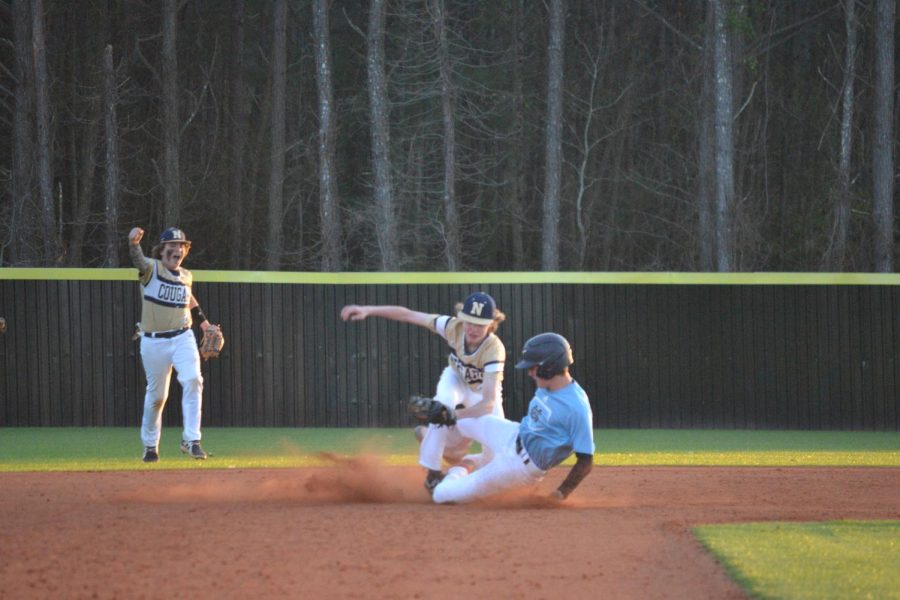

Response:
(128, 226), (212, 462)
(341, 291), (507, 493)
(412, 333), (595, 504)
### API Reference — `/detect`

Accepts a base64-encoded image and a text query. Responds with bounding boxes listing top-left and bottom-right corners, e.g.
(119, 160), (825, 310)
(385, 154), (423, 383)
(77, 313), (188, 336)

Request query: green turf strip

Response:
(694, 521), (900, 600)
(0, 428), (897, 472)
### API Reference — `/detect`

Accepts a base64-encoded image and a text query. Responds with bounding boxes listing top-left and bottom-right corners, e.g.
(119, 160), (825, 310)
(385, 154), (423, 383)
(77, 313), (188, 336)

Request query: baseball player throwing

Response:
(341, 291), (507, 492)
(425, 333), (595, 504)
(129, 226), (211, 462)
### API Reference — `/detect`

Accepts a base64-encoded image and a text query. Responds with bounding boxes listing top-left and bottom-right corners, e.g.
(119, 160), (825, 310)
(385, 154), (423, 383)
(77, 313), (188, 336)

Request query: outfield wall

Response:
(1, 270), (898, 431)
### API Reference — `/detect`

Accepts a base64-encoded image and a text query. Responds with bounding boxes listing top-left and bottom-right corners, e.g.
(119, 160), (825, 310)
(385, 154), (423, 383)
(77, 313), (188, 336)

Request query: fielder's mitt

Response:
(199, 324), (225, 360)
(408, 396), (457, 427)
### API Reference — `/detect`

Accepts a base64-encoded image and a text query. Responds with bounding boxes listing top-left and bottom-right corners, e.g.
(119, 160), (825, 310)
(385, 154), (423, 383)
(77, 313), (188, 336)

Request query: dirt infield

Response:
(2, 462), (898, 599)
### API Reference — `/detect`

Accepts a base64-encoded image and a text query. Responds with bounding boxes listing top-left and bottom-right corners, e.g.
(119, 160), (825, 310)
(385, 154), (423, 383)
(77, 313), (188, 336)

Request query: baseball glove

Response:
(408, 396), (457, 427)
(199, 324), (225, 360)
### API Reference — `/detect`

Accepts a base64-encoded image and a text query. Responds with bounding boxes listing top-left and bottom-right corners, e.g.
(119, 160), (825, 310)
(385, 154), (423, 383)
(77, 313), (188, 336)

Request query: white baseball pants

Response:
(139, 331), (203, 448)
(431, 415), (545, 504)
(418, 366), (503, 471)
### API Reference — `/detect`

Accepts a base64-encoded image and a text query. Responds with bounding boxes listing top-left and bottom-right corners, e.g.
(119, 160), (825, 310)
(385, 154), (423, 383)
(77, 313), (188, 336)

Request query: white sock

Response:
(445, 465), (469, 481)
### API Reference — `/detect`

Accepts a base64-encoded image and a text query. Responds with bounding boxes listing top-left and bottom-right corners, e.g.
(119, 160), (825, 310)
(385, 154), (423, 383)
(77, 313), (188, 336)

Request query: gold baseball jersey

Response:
(135, 257), (193, 333)
(428, 315), (505, 393)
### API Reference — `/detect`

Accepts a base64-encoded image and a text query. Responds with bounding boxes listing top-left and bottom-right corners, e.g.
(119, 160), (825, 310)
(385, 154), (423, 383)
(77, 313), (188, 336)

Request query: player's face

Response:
(463, 321), (489, 346)
(161, 242), (189, 270)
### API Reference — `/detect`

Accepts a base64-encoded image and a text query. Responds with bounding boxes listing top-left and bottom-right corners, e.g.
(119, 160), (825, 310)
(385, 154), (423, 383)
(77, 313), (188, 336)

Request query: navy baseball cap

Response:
(159, 227), (191, 245)
(457, 291), (497, 325)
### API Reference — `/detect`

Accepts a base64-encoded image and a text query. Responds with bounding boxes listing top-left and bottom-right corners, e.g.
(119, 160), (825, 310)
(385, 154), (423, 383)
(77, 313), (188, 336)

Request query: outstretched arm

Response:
(340, 305), (432, 329)
(127, 227), (152, 273)
(552, 453), (594, 500)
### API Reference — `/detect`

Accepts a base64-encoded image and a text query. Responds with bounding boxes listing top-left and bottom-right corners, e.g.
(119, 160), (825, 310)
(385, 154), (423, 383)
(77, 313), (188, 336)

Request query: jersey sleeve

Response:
(139, 259), (156, 285)
(129, 243), (154, 280)
(570, 395), (595, 455)
(427, 315), (452, 340)
(481, 335), (506, 374)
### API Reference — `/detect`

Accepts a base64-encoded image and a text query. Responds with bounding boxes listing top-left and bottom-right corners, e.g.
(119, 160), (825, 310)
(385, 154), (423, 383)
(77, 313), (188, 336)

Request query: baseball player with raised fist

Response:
(341, 291), (507, 493)
(128, 226), (213, 463)
(425, 333), (595, 504)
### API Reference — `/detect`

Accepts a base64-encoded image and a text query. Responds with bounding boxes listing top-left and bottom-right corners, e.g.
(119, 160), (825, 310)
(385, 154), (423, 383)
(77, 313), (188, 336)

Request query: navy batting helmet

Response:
(515, 333), (573, 379)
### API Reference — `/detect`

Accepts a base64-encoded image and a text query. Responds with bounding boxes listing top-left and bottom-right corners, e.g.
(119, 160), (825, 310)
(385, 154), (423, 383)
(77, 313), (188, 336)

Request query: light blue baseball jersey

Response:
(518, 380), (594, 471)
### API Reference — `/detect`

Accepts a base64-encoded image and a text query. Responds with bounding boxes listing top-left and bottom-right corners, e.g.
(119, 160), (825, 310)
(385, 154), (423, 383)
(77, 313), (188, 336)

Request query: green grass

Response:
(0, 427), (897, 472)
(695, 521), (900, 599)
(594, 430), (900, 467)
(0, 427), (421, 472)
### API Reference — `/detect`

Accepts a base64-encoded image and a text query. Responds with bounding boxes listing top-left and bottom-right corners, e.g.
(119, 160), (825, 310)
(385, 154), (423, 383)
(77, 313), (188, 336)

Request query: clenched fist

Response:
(128, 227), (145, 245)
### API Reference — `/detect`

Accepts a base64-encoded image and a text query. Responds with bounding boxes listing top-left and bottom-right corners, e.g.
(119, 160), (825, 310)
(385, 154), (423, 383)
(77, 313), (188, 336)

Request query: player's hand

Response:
(340, 305), (368, 322)
(128, 227), (144, 245)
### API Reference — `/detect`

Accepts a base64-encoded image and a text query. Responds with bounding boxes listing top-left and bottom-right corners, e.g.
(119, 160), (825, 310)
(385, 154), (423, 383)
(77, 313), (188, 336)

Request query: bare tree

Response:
(711, 0), (735, 271)
(66, 93), (101, 267)
(872, 0), (894, 272)
(9, 0), (38, 265)
(506, 0), (527, 270)
(314, 0), (342, 271)
(567, 28), (623, 270)
(266, 0), (287, 271)
(102, 45), (120, 267)
(367, 0), (399, 270)
(162, 0), (181, 227)
(429, 0), (461, 271)
(228, 0), (249, 270)
(823, 0), (858, 271)
(31, 0), (59, 264)
(696, 0), (716, 270)
(541, 0), (565, 271)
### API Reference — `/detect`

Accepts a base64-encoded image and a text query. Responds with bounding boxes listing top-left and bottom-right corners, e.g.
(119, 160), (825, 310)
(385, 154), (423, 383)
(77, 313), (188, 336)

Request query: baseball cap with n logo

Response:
(458, 291), (497, 325)
(159, 227), (191, 245)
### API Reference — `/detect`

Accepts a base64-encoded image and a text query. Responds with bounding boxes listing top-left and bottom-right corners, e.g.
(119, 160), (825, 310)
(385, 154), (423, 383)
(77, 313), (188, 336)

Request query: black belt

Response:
(144, 328), (189, 339)
(515, 435), (531, 465)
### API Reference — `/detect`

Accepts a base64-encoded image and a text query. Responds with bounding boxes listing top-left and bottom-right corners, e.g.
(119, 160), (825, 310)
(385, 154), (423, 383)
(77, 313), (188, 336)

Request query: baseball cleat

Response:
(424, 469), (445, 495)
(180, 440), (208, 460)
(143, 446), (159, 463)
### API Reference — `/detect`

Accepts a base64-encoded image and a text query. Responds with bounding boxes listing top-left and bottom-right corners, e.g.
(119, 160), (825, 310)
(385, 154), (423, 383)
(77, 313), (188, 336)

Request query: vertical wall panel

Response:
(0, 281), (12, 424)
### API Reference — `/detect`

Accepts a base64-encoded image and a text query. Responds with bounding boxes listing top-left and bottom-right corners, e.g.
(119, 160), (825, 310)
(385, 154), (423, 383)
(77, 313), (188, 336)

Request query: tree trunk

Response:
(824, 0), (857, 272)
(228, 0), (248, 270)
(102, 45), (120, 267)
(872, 0), (894, 272)
(711, 0), (735, 272)
(314, 0), (342, 271)
(162, 0), (180, 227)
(266, 0), (287, 271)
(507, 0), (526, 270)
(10, 0), (37, 265)
(430, 0), (461, 271)
(66, 99), (101, 267)
(367, 0), (399, 270)
(31, 0), (59, 265)
(696, 0), (715, 270)
(245, 53), (273, 268)
(542, 0), (565, 271)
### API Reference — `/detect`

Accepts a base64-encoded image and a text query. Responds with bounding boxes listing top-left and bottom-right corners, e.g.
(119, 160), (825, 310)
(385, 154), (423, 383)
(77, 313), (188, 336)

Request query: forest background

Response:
(1, 0), (898, 273)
